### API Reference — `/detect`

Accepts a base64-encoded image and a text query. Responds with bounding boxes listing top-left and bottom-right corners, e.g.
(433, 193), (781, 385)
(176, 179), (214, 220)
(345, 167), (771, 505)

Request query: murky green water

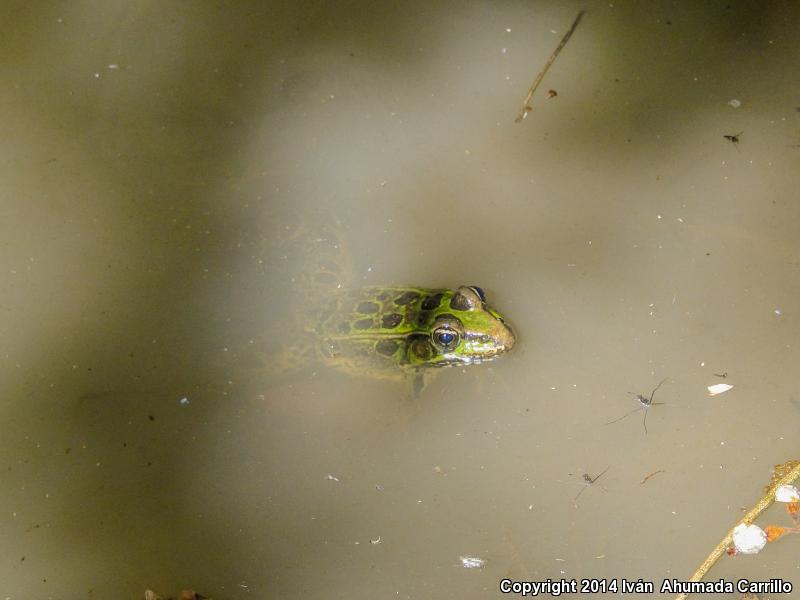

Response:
(2, 1), (799, 598)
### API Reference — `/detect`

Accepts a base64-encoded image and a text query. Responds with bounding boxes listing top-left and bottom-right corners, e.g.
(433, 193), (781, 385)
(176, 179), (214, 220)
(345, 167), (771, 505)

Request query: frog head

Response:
(408, 286), (515, 367)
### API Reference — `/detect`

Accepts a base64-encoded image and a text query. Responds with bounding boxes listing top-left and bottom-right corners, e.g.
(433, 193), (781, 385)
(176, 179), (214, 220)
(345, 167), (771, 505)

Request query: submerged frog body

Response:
(268, 220), (515, 389)
(313, 285), (515, 382)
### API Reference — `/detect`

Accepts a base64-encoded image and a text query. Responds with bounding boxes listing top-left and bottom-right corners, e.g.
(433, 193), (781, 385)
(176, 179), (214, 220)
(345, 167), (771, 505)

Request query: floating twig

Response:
(515, 10), (586, 122)
(674, 460), (800, 600)
(640, 469), (665, 485)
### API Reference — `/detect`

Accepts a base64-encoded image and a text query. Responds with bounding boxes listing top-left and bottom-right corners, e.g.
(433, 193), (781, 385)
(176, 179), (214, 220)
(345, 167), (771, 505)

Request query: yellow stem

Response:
(674, 460), (800, 600)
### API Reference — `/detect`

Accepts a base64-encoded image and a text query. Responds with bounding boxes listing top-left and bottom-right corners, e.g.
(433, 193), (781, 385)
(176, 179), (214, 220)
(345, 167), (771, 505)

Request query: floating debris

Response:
(640, 469), (665, 485)
(728, 99), (741, 108)
(179, 397), (190, 405)
(370, 536), (382, 545)
(732, 523), (767, 554)
(677, 460), (800, 587)
(515, 11), (586, 121)
(775, 485), (800, 503)
(145, 590), (209, 600)
(325, 473), (341, 482)
(459, 555), (487, 569)
(708, 383), (734, 396)
(546, 89), (558, 99)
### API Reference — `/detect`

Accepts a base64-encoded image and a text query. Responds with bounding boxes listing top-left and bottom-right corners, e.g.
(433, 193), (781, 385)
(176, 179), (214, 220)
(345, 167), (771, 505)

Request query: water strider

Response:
(605, 378), (667, 434)
(723, 131), (743, 150)
(573, 466), (610, 503)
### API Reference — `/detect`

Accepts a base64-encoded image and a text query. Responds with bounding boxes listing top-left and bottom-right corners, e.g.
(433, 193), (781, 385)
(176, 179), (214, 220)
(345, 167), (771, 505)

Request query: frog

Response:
(313, 285), (515, 384)
(260, 219), (515, 393)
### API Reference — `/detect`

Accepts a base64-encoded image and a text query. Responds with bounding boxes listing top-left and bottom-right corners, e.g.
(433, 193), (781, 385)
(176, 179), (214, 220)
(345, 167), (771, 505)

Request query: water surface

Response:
(1, 1), (799, 598)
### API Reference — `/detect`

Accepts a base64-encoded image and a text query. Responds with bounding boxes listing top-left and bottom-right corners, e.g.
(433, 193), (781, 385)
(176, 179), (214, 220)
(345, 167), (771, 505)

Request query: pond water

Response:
(1, 1), (799, 598)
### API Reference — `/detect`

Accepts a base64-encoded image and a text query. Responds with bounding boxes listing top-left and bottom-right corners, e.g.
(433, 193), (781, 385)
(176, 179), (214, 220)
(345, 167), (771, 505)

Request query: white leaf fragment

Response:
(707, 383), (734, 396)
(776, 484), (800, 503)
(459, 556), (486, 569)
(732, 523), (766, 554)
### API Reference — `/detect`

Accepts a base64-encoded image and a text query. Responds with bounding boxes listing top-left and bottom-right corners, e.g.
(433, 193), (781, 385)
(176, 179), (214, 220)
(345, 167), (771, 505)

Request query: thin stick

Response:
(674, 460), (800, 600)
(515, 10), (586, 122)
(640, 469), (665, 485)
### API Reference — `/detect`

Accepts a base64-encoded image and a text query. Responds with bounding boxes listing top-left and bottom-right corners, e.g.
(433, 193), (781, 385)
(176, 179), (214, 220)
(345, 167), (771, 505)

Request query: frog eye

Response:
(432, 327), (459, 350)
(468, 286), (486, 302)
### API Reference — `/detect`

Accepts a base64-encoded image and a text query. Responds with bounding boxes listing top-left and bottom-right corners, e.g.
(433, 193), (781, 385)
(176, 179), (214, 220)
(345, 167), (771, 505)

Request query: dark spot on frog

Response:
(353, 318), (374, 330)
(394, 291), (420, 306)
(381, 313), (402, 328)
(410, 335), (433, 360)
(421, 293), (443, 310)
(449, 291), (472, 311)
(357, 301), (379, 314)
(376, 339), (399, 356)
(416, 311), (431, 326)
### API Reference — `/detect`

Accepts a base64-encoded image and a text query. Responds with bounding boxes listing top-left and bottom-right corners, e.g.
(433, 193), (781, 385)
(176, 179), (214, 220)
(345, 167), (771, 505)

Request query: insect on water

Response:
(605, 378), (667, 434)
(573, 466), (610, 503)
(723, 131), (743, 150)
